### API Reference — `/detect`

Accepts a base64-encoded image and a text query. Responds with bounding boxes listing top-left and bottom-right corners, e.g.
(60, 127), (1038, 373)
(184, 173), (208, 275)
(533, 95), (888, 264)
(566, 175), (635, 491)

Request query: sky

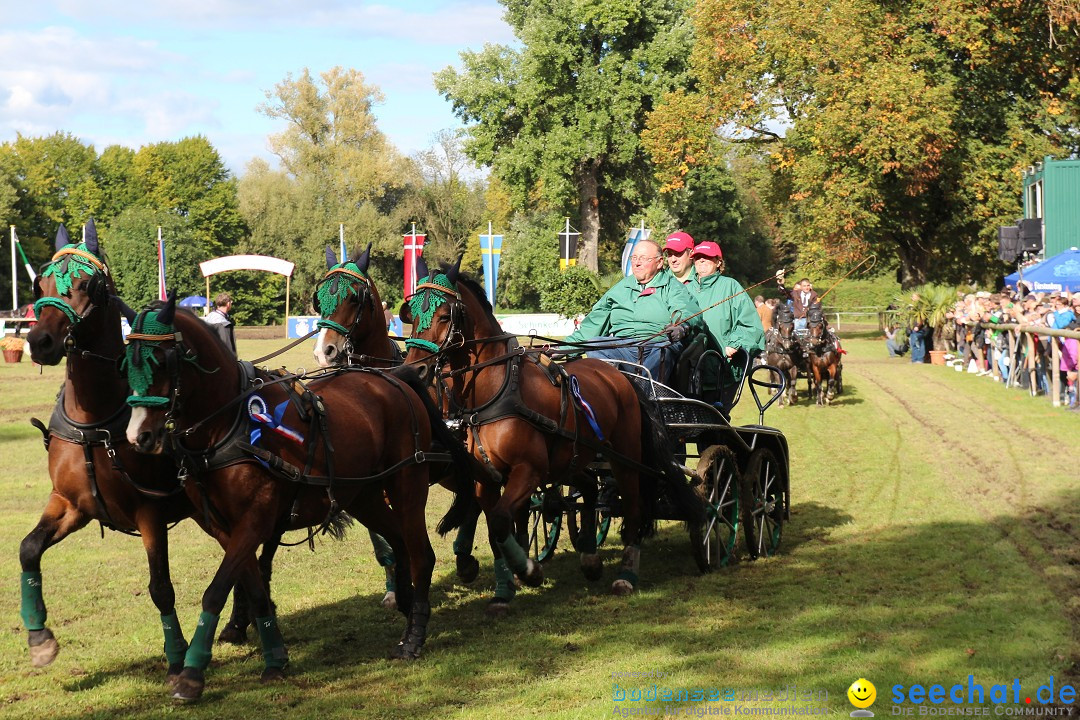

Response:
(0, 1), (514, 174)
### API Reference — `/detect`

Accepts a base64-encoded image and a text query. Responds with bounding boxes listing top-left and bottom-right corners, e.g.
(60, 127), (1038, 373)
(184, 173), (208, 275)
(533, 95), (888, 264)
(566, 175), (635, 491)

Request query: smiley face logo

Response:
(848, 678), (877, 709)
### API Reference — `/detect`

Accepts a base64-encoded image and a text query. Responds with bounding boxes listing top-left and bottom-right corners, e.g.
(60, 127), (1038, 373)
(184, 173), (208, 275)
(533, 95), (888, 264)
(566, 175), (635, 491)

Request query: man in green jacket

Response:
(686, 241), (765, 387)
(564, 239), (703, 381)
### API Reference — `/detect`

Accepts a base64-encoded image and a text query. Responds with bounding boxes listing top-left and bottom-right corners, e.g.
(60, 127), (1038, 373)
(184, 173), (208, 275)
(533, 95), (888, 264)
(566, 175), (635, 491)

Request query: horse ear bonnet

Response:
(55, 224), (72, 252)
(325, 246), (337, 270)
(807, 304), (824, 324)
(355, 243), (371, 273)
(776, 305), (794, 323)
(83, 218), (100, 256)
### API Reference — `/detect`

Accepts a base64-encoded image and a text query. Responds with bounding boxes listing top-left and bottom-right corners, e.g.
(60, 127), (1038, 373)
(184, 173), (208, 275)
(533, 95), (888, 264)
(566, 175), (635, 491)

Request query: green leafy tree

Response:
(539, 265), (603, 317)
(497, 210), (562, 311)
(436, 0), (695, 272)
(645, 0), (1080, 288)
(242, 67), (408, 311)
(106, 208), (208, 309)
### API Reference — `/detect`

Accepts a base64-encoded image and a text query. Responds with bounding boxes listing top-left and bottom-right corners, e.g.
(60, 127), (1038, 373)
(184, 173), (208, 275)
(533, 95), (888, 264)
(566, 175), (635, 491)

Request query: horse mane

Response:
(440, 265), (497, 324)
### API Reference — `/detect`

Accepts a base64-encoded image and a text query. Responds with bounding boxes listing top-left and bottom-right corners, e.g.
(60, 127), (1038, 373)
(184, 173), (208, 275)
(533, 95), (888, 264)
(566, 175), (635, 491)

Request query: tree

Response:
(645, 0), (1080, 288)
(401, 130), (487, 269)
(106, 208), (207, 309)
(243, 67), (409, 310)
(435, 0), (695, 272)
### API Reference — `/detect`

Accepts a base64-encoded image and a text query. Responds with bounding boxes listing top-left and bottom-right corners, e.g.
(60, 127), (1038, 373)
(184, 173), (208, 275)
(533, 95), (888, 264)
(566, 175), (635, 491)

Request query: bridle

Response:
(313, 262), (377, 362)
(33, 244), (112, 356)
(403, 275), (468, 381)
(122, 308), (218, 438)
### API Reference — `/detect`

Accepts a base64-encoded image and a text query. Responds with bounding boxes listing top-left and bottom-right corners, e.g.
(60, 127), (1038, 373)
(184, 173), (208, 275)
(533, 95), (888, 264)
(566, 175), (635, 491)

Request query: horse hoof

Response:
(28, 628), (59, 668)
(485, 599), (512, 618)
(170, 668), (205, 702)
(456, 554), (480, 583)
(166, 663), (184, 687)
(611, 579), (635, 596)
(216, 622), (247, 645)
(388, 642), (422, 661)
(580, 553), (603, 581)
(261, 666), (287, 683)
(519, 558), (544, 588)
(381, 591), (397, 610)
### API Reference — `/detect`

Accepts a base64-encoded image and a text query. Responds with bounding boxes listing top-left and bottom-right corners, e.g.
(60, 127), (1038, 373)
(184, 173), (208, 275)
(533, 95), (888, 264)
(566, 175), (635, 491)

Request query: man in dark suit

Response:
(777, 273), (819, 331)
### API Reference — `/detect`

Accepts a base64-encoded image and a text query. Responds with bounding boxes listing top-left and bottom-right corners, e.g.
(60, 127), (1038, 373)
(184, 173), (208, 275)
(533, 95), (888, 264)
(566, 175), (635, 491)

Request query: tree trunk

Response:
(576, 160), (601, 272)
(896, 239), (927, 290)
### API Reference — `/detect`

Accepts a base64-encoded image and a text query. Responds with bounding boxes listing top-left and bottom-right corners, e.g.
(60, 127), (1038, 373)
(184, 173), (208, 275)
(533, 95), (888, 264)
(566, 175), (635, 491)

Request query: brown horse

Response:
(21, 222), (194, 679)
(762, 308), (805, 406)
(806, 308), (843, 406)
(123, 294), (471, 701)
(310, 243), (484, 598)
(400, 258), (701, 611)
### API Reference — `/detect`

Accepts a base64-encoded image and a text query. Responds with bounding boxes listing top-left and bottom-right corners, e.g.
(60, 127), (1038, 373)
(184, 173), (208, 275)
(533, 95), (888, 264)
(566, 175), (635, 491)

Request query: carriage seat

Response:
(673, 333), (753, 416)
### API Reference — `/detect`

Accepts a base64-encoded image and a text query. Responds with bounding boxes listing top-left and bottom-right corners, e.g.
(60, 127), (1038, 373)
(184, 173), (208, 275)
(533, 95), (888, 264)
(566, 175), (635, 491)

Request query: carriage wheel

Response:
(689, 445), (741, 572)
(528, 491), (561, 563)
(741, 447), (786, 559)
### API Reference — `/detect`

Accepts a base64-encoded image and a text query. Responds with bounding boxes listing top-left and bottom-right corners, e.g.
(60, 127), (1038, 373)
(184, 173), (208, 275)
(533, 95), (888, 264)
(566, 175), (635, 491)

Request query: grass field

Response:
(1, 330), (1078, 719)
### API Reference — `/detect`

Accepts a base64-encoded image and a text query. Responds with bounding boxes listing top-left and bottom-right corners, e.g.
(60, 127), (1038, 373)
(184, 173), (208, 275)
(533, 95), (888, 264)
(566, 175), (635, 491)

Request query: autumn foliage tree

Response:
(645, 0), (1080, 287)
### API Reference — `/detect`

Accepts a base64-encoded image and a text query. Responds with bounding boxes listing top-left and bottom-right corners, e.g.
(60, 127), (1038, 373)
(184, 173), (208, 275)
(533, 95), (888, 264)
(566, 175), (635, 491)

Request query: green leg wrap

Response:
(20, 572), (46, 631)
(496, 535), (530, 576)
(617, 545), (641, 586)
(452, 512), (479, 556)
(493, 557), (517, 603)
(183, 611), (219, 670)
(255, 615), (288, 669)
(368, 530), (395, 568)
(160, 612), (188, 667)
(384, 565), (396, 593)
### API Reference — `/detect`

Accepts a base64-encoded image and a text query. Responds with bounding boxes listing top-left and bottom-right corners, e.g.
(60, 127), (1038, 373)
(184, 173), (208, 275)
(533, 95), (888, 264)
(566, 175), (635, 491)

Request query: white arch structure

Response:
(200, 255), (296, 337)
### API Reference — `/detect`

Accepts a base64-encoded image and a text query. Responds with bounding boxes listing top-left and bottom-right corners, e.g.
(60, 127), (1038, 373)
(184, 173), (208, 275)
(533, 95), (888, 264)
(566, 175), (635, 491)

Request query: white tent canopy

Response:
(200, 255), (295, 335)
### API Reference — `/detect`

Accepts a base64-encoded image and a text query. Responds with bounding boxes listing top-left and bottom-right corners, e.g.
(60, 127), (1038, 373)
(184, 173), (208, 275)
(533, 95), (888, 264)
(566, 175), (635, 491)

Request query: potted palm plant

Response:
(893, 285), (958, 364)
(1, 335), (26, 363)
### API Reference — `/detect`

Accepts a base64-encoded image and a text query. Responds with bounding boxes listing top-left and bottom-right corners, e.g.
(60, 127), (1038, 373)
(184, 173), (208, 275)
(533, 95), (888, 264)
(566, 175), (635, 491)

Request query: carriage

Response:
(524, 349), (791, 571)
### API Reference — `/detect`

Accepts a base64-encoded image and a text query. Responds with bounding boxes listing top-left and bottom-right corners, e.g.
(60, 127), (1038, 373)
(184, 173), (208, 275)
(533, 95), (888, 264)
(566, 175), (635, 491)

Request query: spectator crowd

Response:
(885, 289), (1079, 411)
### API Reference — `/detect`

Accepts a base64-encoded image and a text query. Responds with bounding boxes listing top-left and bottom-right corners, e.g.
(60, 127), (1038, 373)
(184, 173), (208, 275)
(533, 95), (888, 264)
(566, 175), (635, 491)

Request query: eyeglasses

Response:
(631, 255), (660, 263)
(663, 250), (690, 257)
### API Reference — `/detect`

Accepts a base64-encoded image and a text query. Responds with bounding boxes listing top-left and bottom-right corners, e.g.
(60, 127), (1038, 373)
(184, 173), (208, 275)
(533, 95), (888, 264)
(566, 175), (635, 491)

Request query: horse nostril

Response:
(326, 345), (337, 358)
(136, 431), (154, 451)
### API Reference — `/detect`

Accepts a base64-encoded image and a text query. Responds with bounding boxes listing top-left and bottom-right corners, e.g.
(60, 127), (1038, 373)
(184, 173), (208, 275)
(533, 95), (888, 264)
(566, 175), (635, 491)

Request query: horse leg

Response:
(18, 493), (90, 668)
(488, 465), (544, 590)
(575, 477), (603, 581)
(477, 483), (517, 617)
(219, 532), (281, 644)
(610, 464), (643, 597)
(825, 364), (837, 404)
(133, 506), (188, 683)
(172, 529), (278, 702)
(367, 529), (399, 610)
(385, 465), (436, 660)
(452, 500), (481, 583)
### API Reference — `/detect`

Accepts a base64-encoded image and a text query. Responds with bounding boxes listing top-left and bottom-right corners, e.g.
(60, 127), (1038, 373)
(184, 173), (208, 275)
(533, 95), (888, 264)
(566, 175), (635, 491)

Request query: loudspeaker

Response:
(1018, 218), (1043, 253)
(998, 225), (1020, 262)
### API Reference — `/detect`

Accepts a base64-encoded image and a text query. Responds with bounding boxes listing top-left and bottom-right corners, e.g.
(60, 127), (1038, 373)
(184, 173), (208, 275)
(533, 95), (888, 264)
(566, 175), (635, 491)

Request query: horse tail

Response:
(632, 387), (706, 541)
(323, 509), (356, 541)
(389, 365), (476, 536)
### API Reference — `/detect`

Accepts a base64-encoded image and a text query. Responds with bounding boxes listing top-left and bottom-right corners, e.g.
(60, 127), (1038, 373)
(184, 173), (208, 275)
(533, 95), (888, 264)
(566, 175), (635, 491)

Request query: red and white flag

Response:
(403, 224), (426, 298)
(156, 227), (167, 301)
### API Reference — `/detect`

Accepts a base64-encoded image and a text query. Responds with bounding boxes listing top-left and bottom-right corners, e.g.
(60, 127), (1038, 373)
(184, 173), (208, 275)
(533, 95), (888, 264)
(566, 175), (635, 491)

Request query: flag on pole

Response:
(479, 223), (503, 307)
(339, 223), (346, 263)
(621, 224), (652, 276)
(558, 218), (579, 271)
(403, 224), (426, 298)
(157, 227), (167, 301)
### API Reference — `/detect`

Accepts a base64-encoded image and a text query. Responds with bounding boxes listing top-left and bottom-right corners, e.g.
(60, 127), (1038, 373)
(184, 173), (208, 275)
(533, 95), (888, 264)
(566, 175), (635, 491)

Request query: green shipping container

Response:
(1022, 156), (1080, 258)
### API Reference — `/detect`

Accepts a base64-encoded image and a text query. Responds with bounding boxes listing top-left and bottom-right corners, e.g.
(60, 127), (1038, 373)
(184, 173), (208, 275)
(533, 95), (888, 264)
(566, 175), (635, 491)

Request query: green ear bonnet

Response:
(34, 243), (106, 324)
(407, 273), (458, 333)
(315, 262), (370, 336)
(122, 310), (175, 407)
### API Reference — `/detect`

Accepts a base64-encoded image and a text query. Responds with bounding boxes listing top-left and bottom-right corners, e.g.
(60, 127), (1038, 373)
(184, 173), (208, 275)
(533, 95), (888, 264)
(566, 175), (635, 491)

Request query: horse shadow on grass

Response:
(29, 487), (1080, 720)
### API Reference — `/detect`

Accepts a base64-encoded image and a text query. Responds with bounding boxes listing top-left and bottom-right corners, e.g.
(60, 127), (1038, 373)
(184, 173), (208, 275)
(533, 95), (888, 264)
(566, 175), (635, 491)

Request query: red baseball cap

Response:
(691, 241), (723, 259)
(664, 231), (695, 253)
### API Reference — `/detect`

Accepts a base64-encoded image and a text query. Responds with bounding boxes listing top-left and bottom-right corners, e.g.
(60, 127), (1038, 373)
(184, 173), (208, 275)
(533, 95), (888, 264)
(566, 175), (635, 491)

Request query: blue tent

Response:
(1005, 247), (1080, 293)
(178, 295), (209, 308)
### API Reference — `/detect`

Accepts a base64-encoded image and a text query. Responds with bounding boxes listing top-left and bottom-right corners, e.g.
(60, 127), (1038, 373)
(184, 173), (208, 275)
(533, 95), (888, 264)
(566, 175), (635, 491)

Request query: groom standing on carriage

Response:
(562, 239), (704, 381)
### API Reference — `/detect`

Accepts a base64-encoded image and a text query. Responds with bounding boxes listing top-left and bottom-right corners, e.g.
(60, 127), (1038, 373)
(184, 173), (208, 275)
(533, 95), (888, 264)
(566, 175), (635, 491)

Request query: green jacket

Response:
(687, 272), (765, 357)
(565, 270), (703, 343)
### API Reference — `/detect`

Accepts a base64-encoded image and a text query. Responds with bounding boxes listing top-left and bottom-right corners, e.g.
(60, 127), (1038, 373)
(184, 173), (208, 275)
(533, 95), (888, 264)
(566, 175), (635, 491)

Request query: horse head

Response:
(123, 293), (236, 453)
(311, 243), (385, 367)
(27, 219), (117, 365)
(399, 255), (497, 382)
